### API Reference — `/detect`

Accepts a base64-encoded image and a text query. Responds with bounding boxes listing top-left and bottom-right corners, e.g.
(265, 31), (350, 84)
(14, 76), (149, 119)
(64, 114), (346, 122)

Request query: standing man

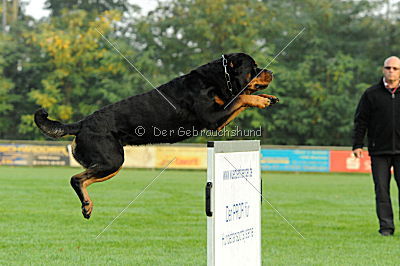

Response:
(353, 56), (400, 236)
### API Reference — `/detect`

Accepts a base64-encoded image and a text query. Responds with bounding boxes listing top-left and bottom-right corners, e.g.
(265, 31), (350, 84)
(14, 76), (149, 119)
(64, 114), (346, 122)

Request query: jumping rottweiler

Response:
(34, 52), (278, 219)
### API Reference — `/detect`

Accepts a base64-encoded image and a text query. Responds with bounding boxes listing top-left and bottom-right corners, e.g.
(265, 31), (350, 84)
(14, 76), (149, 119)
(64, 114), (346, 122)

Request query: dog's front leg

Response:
(194, 94), (272, 130)
(216, 107), (248, 131)
(216, 95), (273, 130)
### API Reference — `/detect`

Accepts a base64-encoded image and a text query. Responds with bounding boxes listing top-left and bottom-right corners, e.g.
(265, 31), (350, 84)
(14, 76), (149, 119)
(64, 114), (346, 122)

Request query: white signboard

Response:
(207, 141), (261, 266)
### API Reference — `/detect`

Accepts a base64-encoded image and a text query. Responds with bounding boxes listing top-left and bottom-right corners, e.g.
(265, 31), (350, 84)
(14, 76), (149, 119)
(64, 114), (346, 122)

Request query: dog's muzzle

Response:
(247, 69), (273, 92)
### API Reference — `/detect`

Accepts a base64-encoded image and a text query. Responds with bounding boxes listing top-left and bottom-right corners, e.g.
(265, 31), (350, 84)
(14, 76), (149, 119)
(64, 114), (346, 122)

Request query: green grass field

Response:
(1, 166), (400, 265)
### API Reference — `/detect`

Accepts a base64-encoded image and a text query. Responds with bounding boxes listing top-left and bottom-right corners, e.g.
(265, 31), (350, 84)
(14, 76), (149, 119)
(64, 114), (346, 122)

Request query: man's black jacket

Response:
(353, 78), (400, 155)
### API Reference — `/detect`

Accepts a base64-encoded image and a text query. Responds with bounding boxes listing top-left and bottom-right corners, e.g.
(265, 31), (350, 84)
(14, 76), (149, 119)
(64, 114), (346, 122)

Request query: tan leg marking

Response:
(217, 107), (248, 131)
(217, 95), (272, 131)
(81, 167), (122, 218)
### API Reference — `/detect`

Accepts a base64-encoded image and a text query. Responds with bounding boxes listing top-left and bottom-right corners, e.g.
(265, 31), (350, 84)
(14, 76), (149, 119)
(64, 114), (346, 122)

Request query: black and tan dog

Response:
(34, 53), (278, 219)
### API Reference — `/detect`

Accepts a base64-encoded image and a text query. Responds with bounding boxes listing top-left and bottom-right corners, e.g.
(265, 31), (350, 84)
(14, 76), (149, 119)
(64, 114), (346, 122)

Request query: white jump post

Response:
(206, 140), (262, 266)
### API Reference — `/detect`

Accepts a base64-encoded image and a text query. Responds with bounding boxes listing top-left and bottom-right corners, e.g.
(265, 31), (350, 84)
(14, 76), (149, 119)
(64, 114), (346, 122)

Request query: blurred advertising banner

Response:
(330, 150), (371, 173)
(155, 146), (207, 169)
(3, 142), (373, 173)
(68, 145), (156, 168)
(67, 145), (80, 167)
(260, 149), (330, 172)
(0, 143), (69, 166)
(124, 146), (156, 168)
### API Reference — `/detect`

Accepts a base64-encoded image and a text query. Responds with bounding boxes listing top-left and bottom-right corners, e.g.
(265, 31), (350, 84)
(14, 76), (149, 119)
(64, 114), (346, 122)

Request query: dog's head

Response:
(194, 53), (273, 99)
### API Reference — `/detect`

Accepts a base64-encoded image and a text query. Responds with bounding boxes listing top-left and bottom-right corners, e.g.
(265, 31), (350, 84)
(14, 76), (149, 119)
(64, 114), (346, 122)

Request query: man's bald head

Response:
(384, 56), (400, 66)
(382, 56), (400, 83)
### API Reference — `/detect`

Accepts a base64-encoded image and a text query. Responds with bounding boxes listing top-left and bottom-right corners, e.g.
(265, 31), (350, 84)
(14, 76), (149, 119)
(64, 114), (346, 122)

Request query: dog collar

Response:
(222, 55), (233, 93)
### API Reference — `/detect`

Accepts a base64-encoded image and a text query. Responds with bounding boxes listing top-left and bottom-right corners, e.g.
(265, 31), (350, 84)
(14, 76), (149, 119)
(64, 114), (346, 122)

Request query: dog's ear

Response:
(226, 57), (245, 75)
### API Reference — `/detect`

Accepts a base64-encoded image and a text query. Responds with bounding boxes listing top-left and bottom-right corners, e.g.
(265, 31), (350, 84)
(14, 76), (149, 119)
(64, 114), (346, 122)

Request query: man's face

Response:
(383, 58), (400, 81)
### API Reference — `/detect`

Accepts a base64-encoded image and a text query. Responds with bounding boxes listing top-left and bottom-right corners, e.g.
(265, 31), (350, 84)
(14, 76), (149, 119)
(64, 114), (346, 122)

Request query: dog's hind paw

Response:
(81, 200), (93, 219)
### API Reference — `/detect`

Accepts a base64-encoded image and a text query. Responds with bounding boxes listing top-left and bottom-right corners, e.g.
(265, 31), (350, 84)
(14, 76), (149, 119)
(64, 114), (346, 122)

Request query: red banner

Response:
(330, 150), (371, 173)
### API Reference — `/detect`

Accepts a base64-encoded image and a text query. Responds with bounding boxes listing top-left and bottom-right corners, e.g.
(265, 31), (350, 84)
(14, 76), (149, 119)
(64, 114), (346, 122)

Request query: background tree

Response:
(44, 0), (133, 17)
(256, 0), (387, 145)
(0, 0), (46, 139)
(20, 8), (167, 138)
(0, 0), (398, 145)
(130, 0), (277, 141)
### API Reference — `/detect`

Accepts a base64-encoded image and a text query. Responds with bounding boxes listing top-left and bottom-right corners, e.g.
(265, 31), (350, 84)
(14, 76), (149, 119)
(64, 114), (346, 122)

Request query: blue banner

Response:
(260, 149), (330, 172)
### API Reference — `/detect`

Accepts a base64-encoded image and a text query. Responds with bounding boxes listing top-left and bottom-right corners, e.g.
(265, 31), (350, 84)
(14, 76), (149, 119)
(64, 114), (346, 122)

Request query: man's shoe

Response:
(379, 230), (394, 236)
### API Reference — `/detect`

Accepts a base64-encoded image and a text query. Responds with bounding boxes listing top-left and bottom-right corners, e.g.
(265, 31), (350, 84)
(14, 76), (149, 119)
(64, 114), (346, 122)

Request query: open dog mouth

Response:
(246, 69), (273, 94)
(245, 85), (267, 94)
(254, 84), (269, 90)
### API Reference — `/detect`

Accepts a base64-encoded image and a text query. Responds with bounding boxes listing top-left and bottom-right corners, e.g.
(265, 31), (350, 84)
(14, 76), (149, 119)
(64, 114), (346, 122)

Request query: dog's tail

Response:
(34, 108), (81, 138)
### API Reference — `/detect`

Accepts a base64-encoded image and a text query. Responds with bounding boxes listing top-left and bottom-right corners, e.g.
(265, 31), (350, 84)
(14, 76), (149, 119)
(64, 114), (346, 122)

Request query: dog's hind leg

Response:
(70, 166), (122, 219)
(69, 133), (125, 219)
(70, 140), (124, 219)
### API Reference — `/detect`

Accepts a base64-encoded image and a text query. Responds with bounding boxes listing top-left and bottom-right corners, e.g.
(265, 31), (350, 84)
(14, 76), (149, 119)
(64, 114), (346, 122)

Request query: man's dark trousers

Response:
(371, 155), (400, 233)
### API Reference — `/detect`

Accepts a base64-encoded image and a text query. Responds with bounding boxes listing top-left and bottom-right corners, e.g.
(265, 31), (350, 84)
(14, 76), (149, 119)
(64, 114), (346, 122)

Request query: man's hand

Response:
(353, 148), (363, 158)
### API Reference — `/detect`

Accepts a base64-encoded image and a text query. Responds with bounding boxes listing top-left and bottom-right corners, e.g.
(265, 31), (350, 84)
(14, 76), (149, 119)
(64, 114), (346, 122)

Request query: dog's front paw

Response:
(258, 94), (279, 105)
(82, 200), (93, 219)
(253, 96), (271, 109)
